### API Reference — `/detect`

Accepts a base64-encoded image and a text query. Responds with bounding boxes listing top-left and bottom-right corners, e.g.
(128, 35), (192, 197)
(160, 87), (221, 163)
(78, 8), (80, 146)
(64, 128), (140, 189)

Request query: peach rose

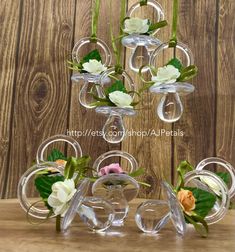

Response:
(55, 159), (67, 166)
(177, 189), (196, 216)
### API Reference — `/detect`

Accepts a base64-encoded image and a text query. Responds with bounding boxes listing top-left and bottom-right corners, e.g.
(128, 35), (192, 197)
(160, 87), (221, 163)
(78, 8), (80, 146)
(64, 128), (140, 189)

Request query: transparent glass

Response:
(196, 157), (235, 198)
(92, 150), (138, 175)
(36, 134), (82, 164)
(122, 0), (164, 72)
(135, 200), (170, 234)
(92, 151), (139, 226)
(61, 179), (115, 232)
(184, 170), (230, 225)
(71, 37), (112, 109)
(149, 42), (195, 123)
(92, 174), (139, 226)
(96, 67), (137, 143)
(17, 162), (64, 219)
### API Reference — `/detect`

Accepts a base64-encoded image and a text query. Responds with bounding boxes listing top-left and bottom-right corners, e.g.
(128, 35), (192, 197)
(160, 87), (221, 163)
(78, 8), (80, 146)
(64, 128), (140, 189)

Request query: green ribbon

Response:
(140, 0), (148, 6)
(110, 0), (126, 73)
(91, 0), (101, 42)
(169, 0), (178, 47)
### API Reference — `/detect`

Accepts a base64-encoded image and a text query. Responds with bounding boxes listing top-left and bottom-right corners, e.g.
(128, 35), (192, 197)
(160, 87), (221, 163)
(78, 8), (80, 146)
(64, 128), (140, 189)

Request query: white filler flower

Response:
(82, 59), (107, 75)
(152, 65), (181, 86)
(124, 17), (149, 34)
(48, 179), (76, 217)
(200, 177), (221, 196)
(109, 91), (133, 108)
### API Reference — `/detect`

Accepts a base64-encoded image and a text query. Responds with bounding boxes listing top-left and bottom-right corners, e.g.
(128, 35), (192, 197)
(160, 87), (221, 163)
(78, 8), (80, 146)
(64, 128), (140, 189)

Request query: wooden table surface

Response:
(1, 199), (235, 252)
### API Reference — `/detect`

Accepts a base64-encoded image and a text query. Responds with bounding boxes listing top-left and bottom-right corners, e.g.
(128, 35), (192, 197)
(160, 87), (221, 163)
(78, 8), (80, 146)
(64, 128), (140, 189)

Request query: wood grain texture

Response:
(173, 0), (218, 181)
(67, 0), (123, 162)
(0, 0), (234, 198)
(216, 0), (235, 164)
(3, 0), (76, 198)
(0, 0), (21, 197)
(1, 199), (235, 252)
(122, 0), (173, 198)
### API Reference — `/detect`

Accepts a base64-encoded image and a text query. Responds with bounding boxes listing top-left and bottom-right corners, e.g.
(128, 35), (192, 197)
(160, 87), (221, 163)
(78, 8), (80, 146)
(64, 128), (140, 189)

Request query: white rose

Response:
(200, 177), (221, 196)
(152, 65), (181, 86)
(123, 17), (149, 34)
(82, 59), (107, 75)
(48, 179), (76, 217)
(109, 91), (133, 108)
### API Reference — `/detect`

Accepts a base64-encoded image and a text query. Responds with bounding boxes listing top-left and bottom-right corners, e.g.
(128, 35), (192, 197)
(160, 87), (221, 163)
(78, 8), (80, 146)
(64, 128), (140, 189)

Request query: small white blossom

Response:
(109, 91), (133, 108)
(48, 179), (76, 217)
(152, 65), (181, 86)
(82, 59), (107, 75)
(123, 17), (149, 34)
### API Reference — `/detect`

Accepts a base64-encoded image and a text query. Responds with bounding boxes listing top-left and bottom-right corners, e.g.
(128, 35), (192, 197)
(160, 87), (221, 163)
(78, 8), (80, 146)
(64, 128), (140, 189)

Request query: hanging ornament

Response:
(121, 0), (167, 73)
(91, 0), (142, 144)
(139, 0), (198, 123)
(68, 0), (112, 109)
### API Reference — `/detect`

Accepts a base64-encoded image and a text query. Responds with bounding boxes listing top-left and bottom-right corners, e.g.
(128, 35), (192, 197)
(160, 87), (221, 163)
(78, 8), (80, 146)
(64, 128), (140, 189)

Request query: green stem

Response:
(169, 0), (179, 48)
(56, 215), (61, 232)
(140, 0), (148, 6)
(91, 0), (101, 42)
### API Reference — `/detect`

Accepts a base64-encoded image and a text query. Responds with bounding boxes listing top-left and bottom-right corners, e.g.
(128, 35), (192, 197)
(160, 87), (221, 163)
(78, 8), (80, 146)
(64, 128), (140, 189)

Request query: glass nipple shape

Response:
(79, 81), (103, 109)
(106, 185), (129, 226)
(157, 92), (183, 123)
(103, 112), (125, 143)
(78, 197), (114, 232)
(130, 45), (150, 73)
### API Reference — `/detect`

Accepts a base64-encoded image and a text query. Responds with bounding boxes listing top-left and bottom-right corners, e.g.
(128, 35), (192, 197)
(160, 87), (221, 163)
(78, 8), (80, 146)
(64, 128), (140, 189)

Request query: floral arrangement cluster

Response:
(32, 149), (148, 230)
(68, 49), (107, 76)
(171, 161), (230, 237)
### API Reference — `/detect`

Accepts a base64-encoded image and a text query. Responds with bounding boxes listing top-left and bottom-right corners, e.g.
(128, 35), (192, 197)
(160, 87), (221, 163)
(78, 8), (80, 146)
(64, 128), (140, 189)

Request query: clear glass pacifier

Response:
(149, 42), (195, 123)
(96, 68), (137, 143)
(61, 179), (115, 232)
(71, 37), (112, 109)
(122, 0), (164, 72)
(92, 150), (140, 226)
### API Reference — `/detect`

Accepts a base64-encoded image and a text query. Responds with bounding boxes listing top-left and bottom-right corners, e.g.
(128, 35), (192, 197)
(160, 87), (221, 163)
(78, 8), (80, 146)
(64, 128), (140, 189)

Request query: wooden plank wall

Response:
(0, 0), (234, 198)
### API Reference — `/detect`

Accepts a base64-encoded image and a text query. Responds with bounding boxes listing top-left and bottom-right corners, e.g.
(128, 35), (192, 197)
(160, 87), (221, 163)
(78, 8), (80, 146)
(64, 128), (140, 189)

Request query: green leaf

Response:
(128, 168), (145, 177)
(166, 58), (183, 70)
(105, 80), (127, 95)
(183, 187), (217, 218)
(176, 161), (194, 190)
(177, 65), (198, 82)
(215, 172), (230, 186)
(34, 174), (64, 208)
(47, 149), (67, 162)
(81, 49), (102, 64)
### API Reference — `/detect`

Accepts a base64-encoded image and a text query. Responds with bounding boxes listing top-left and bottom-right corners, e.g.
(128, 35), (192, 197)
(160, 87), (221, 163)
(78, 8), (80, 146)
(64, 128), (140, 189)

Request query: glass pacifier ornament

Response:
(18, 134), (83, 220)
(68, 0), (112, 109)
(61, 178), (115, 233)
(139, 0), (197, 123)
(91, 0), (141, 144)
(122, 0), (167, 73)
(92, 150), (141, 226)
(135, 161), (230, 237)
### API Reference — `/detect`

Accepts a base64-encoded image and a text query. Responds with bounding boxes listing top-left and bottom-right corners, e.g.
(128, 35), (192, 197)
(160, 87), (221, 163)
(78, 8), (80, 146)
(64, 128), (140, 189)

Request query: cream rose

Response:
(82, 59), (107, 75)
(177, 189), (196, 216)
(152, 65), (181, 86)
(48, 179), (76, 217)
(109, 91), (133, 108)
(200, 177), (221, 196)
(123, 17), (149, 34)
